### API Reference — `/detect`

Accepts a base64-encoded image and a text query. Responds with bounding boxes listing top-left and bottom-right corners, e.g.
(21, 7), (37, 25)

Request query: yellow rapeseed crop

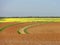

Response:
(0, 18), (60, 22)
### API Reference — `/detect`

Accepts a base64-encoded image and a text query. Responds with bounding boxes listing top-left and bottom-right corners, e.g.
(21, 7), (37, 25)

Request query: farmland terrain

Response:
(0, 18), (60, 45)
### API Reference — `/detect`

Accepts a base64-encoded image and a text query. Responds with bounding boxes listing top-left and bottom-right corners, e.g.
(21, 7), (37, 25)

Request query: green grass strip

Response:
(18, 23), (41, 34)
(20, 22), (49, 34)
(0, 23), (19, 31)
(24, 28), (29, 34)
(24, 24), (40, 34)
(0, 22), (3, 24)
(17, 30), (21, 34)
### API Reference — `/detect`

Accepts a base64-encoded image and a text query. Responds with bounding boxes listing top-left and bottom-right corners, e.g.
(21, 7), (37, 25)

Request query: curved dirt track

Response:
(0, 22), (37, 35)
(0, 22), (60, 45)
(27, 22), (60, 34)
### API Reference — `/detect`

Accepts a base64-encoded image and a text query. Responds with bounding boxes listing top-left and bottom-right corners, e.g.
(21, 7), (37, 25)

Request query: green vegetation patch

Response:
(0, 23), (19, 31)
(17, 30), (21, 34)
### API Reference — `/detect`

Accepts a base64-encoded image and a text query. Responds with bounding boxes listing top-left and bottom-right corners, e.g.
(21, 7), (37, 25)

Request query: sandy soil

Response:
(0, 22), (60, 45)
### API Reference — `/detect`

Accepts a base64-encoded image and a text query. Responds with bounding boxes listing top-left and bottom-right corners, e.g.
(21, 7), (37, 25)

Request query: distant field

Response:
(0, 18), (60, 22)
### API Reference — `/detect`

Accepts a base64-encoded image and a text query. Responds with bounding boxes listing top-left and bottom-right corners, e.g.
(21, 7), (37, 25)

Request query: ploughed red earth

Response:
(0, 22), (60, 45)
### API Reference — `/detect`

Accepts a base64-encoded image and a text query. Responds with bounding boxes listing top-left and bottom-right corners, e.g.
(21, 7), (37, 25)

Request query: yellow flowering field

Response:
(0, 18), (60, 22)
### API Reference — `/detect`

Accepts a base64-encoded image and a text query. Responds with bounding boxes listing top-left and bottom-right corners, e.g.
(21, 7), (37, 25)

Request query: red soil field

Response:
(28, 22), (60, 33)
(0, 22), (60, 45)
